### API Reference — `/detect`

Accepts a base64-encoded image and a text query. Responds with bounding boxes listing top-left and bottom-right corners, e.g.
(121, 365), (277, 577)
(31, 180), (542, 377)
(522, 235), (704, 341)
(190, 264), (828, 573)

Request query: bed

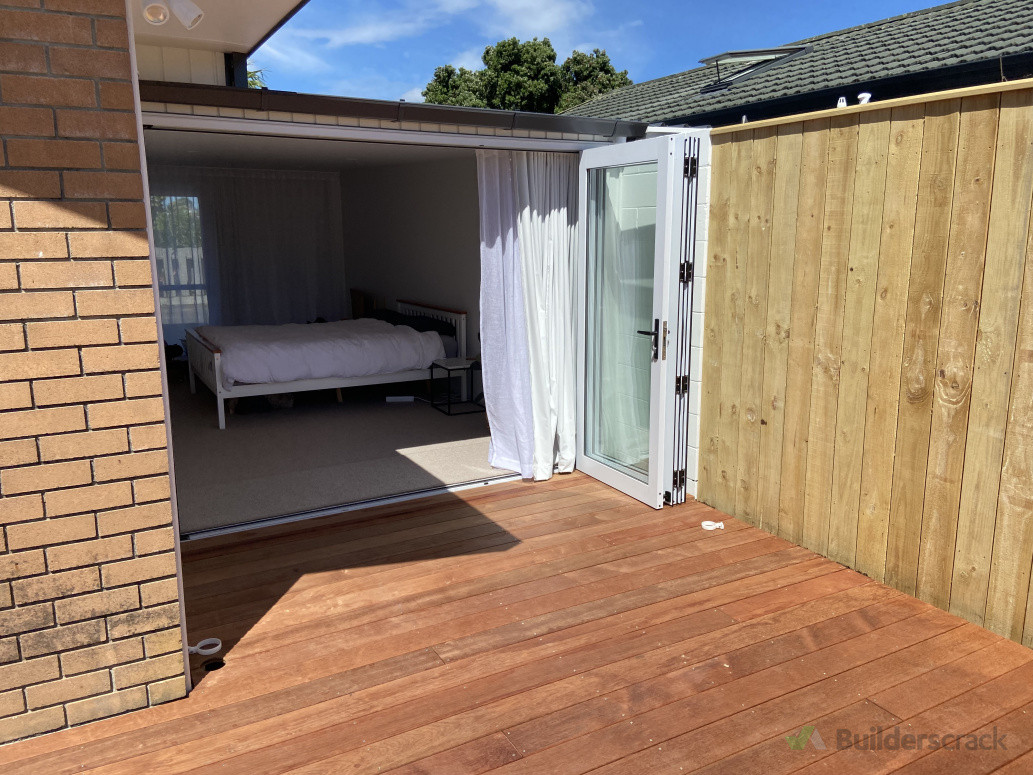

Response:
(186, 300), (467, 429)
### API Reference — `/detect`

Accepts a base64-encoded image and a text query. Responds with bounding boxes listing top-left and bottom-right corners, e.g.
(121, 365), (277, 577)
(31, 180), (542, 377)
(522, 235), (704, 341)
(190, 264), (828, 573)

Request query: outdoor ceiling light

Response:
(170, 0), (204, 30)
(142, 0), (170, 25)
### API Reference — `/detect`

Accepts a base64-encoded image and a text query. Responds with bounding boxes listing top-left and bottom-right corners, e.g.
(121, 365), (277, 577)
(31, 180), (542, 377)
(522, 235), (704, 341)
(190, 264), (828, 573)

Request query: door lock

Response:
(636, 318), (660, 362)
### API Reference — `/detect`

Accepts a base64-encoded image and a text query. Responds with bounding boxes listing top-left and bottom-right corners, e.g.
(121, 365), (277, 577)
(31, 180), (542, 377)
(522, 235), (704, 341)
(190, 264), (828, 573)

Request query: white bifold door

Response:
(576, 133), (703, 509)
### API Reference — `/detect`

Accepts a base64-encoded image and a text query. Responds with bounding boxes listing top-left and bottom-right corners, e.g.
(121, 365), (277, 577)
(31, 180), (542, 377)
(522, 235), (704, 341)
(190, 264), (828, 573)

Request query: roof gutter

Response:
(138, 81), (649, 139)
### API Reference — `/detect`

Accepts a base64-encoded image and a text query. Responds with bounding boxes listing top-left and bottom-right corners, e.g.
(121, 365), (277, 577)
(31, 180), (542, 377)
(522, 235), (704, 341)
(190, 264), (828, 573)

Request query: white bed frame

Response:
(186, 300), (468, 429)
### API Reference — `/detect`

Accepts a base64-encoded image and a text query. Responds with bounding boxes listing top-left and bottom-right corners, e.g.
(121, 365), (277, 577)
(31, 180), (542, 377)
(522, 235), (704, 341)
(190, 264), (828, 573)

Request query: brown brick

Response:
(66, 685), (145, 726)
(0, 105), (54, 137)
(107, 201), (146, 229)
(20, 259), (112, 288)
(87, 397), (164, 429)
(0, 41), (47, 73)
(54, 585), (137, 624)
(139, 577), (178, 607)
(0, 689), (25, 718)
(0, 291), (75, 321)
(128, 423), (165, 451)
(133, 475), (169, 504)
(60, 636), (141, 676)
(112, 260), (152, 287)
(0, 583), (11, 608)
(147, 675), (186, 706)
(111, 651), (180, 690)
(134, 528), (173, 557)
(1, 459), (91, 495)
(50, 47), (130, 79)
(40, 427), (127, 462)
(0, 549), (45, 580)
(13, 567), (99, 605)
(64, 171), (142, 201)
(0, 351), (80, 384)
(25, 670), (110, 709)
(101, 554), (176, 590)
(120, 318), (159, 346)
(26, 318), (118, 349)
(56, 108), (136, 141)
(44, 0), (127, 13)
(69, 231), (148, 260)
(0, 381), (32, 411)
(95, 17), (130, 49)
(75, 288), (153, 316)
(0, 322), (26, 351)
(44, 480), (132, 518)
(142, 626), (181, 657)
(81, 343), (159, 373)
(96, 500), (171, 536)
(0, 655), (57, 692)
(0, 639), (17, 664)
(0, 602), (54, 636)
(6, 138), (101, 169)
(106, 602), (178, 639)
(7, 514), (95, 551)
(13, 201), (107, 231)
(0, 264), (17, 290)
(0, 705), (64, 744)
(0, 74), (94, 109)
(101, 142), (140, 171)
(0, 231), (68, 259)
(0, 438), (37, 467)
(20, 619), (106, 658)
(0, 170), (61, 200)
(33, 374), (123, 406)
(0, 8), (92, 44)
(98, 81), (133, 111)
(0, 493), (43, 525)
(93, 448), (167, 482)
(46, 534), (132, 572)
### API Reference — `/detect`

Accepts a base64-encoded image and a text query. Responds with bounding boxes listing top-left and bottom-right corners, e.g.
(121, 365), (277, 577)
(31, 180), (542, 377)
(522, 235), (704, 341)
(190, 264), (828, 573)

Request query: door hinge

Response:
(675, 375), (690, 395)
(684, 155), (698, 180)
(680, 261), (694, 284)
(673, 469), (687, 489)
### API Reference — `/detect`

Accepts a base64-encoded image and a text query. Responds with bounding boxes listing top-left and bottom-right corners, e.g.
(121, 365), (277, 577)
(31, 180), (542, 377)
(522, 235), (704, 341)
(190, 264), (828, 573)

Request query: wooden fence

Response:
(697, 80), (1033, 645)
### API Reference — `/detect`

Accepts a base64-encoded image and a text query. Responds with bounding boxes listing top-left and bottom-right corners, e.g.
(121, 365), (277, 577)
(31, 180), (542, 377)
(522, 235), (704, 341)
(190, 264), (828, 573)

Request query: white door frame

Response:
(575, 136), (687, 508)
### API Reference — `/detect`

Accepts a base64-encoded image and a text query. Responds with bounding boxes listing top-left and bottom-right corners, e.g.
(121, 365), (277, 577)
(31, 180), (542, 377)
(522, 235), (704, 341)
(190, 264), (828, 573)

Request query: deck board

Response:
(0, 473), (1028, 774)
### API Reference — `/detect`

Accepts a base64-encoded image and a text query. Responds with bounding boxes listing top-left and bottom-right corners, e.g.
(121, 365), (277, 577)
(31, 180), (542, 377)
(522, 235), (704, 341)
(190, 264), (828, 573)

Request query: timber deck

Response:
(1, 473), (1031, 773)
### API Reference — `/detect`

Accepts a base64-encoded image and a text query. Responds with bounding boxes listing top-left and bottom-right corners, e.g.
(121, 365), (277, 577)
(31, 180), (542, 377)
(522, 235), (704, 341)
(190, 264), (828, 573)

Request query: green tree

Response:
(421, 65), (485, 107)
(557, 48), (632, 113)
(247, 67), (267, 89)
(422, 39), (631, 114)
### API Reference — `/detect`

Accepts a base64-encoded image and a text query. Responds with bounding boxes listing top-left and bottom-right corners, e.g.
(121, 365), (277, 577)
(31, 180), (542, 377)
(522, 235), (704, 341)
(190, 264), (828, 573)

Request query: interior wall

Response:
(342, 154), (482, 356)
(698, 85), (1033, 646)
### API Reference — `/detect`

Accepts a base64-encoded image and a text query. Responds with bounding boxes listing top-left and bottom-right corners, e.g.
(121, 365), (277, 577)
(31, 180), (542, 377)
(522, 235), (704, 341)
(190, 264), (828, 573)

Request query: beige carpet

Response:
(167, 370), (510, 534)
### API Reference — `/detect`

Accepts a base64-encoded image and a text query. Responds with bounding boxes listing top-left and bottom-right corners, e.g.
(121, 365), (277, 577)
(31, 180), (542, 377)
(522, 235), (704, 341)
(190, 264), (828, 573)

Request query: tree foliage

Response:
(422, 38), (631, 114)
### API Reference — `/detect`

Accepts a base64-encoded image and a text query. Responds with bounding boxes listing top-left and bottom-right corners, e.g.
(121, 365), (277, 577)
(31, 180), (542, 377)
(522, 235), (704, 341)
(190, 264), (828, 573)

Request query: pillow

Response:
(364, 308), (457, 339)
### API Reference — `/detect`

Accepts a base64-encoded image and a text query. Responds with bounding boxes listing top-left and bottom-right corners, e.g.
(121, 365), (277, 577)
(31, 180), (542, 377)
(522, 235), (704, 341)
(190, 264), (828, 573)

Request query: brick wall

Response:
(0, 0), (186, 744)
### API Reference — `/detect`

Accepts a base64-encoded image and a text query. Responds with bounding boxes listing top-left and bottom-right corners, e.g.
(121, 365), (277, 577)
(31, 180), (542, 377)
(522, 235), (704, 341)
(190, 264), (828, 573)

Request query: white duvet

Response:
(196, 319), (446, 389)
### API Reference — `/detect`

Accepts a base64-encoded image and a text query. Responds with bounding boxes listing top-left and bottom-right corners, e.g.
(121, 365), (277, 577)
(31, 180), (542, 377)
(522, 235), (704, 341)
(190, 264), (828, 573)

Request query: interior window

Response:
(151, 194), (209, 346)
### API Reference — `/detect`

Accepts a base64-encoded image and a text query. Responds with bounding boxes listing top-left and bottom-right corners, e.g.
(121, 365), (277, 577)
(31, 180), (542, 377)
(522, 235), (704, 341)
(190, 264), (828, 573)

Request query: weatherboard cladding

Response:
(565, 0), (1033, 123)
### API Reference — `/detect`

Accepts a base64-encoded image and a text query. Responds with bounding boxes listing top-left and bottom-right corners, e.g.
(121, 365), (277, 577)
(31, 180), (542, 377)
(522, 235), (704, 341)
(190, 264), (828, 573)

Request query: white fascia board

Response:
(142, 111), (617, 152)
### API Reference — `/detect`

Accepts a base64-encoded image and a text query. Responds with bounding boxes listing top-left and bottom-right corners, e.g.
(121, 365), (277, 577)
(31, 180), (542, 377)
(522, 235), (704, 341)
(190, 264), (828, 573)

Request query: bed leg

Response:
(217, 397), (226, 430)
(188, 365), (196, 394)
(335, 388), (343, 403)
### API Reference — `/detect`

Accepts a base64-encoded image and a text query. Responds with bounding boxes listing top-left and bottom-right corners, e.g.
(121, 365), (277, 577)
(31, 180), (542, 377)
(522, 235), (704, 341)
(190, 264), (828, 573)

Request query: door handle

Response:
(636, 318), (660, 362)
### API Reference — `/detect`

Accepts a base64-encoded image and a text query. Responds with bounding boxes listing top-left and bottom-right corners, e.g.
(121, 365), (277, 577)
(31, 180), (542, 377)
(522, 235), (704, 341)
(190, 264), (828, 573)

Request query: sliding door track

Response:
(178, 473), (522, 541)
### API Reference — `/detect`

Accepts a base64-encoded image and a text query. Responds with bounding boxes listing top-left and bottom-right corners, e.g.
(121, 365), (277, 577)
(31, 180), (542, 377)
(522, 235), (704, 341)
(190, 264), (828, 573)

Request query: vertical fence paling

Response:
(698, 85), (1033, 645)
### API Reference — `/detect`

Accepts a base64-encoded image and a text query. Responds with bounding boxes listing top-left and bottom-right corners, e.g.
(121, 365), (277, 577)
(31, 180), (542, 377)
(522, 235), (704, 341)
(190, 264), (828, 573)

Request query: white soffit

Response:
(132, 0), (304, 54)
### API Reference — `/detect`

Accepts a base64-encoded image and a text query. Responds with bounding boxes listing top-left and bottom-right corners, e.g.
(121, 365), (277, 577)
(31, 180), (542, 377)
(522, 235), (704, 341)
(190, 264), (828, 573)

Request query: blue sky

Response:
(251, 0), (939, 102)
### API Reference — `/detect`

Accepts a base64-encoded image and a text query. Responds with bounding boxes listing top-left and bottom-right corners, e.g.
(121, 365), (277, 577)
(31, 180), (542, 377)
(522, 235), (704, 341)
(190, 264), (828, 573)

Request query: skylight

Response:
(699, 46), (807, 93)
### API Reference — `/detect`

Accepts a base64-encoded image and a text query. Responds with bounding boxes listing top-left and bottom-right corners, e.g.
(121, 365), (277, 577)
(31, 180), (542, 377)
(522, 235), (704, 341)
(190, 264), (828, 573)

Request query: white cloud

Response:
(451, 46), (485, 70)
(400, 86), (425, 102)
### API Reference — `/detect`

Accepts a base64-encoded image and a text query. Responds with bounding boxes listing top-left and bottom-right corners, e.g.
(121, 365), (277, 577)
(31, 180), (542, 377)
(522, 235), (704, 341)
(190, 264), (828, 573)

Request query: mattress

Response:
(195, 319), (446, 389)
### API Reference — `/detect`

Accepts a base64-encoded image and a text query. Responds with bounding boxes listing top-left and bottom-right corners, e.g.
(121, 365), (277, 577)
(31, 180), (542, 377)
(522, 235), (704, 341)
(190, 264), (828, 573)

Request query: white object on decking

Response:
(186, 301), (467, 429)
(701, 521), (724, 530)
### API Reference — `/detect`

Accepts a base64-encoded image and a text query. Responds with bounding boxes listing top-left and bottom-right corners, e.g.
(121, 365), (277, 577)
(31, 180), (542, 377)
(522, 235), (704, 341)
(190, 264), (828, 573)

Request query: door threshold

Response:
(178, 474), (523, 541)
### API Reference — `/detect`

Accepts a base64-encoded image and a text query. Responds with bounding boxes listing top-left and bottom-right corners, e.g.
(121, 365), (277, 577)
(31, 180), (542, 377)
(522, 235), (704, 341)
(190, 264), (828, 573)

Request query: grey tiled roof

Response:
(564, 0), (1033, 123)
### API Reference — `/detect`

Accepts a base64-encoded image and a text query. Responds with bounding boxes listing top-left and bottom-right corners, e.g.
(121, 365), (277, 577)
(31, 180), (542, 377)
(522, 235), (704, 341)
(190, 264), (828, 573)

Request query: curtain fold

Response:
(477, 150), (578, 481)
(148, 165), (347, 346)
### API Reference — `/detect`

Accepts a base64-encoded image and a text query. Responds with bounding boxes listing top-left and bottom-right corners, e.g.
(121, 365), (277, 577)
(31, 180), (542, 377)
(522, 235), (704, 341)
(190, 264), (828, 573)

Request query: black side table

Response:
(430, 358), (485, 415)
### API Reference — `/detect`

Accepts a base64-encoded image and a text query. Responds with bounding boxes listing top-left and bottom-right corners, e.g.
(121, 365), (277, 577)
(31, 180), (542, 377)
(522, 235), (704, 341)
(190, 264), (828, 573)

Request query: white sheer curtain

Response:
(477, 150), (578, 481)
(148, 165), (347, 346)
